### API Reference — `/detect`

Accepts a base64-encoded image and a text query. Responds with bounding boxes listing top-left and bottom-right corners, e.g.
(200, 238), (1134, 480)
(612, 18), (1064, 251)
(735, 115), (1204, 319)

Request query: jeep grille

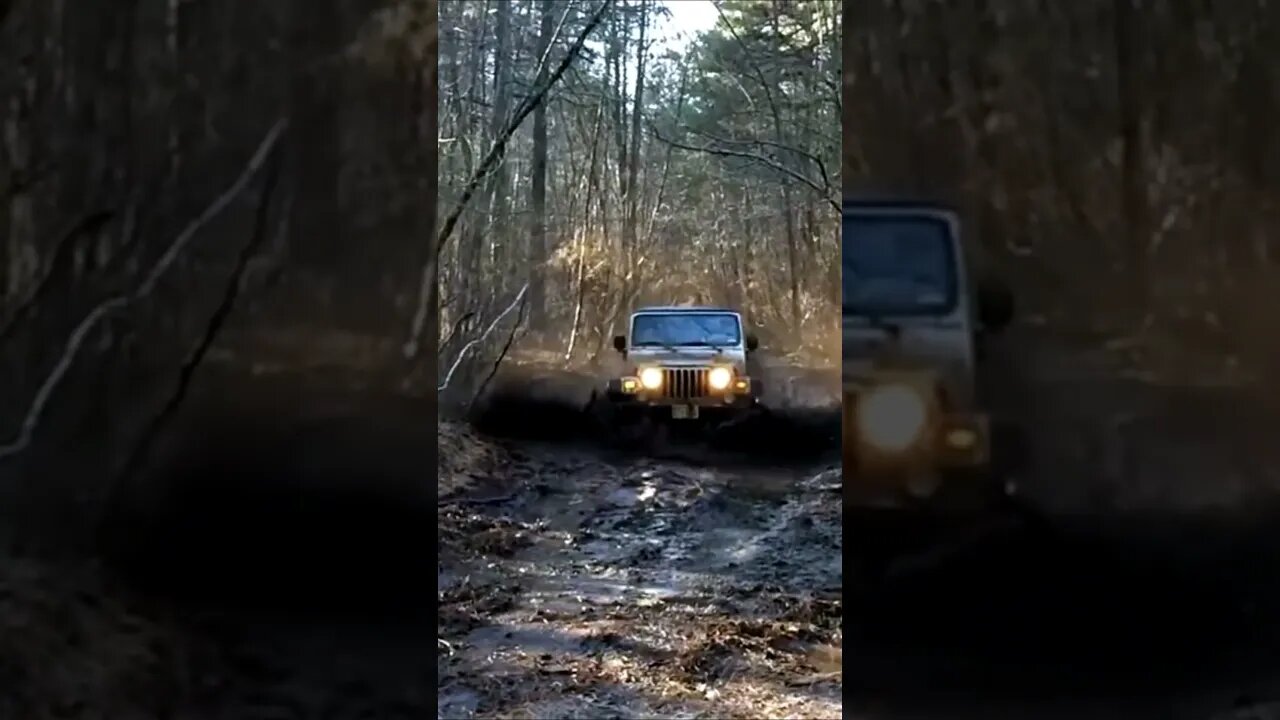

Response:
(663, 367), (709, 399)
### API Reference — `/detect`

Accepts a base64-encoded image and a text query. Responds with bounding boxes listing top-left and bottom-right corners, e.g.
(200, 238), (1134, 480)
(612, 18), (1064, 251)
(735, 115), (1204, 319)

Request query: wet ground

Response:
(439, 344), (1280, 720)
(33, 336), (1280, 719)
(438, 443), (842, 718)
(438, 365), (844, 719)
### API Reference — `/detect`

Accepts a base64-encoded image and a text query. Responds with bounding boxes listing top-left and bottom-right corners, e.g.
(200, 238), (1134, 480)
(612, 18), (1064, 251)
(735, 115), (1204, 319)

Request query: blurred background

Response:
(846, 0), (1280, 384)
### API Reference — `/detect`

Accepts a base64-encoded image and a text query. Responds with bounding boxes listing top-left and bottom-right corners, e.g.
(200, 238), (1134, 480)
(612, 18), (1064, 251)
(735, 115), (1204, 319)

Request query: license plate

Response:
(671, 404), (699, 419)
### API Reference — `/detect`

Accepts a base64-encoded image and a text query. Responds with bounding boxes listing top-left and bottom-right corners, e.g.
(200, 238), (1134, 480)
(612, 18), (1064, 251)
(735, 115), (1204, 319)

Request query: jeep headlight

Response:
(856, 383), (927, 452)
(708, 366), (733, 391)
(639, 367), (664, 390)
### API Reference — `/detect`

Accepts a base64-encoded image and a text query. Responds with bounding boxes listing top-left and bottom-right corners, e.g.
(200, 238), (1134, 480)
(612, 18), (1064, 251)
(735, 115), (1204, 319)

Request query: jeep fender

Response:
(603, 378), (632, 402)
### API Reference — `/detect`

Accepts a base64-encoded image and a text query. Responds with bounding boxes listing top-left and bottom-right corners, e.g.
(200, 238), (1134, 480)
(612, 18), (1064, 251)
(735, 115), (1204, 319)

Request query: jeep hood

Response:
(843, 317), (974, 401)
(628, 347), (744, 366)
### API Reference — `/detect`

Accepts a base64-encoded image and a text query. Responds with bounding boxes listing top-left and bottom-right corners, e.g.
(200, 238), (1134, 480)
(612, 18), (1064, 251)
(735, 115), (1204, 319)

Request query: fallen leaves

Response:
(437, 417), (842, 719)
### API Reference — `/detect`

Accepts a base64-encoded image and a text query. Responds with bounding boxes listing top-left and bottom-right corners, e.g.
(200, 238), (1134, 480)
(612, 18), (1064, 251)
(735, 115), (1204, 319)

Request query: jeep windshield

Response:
(630, 313), (741, 348)
(842, 213), (958, 316)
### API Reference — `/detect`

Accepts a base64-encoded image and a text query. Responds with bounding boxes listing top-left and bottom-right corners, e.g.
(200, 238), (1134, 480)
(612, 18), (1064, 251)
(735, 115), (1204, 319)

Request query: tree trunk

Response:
(486, 0), (513, 289)
(528, 0), (553, 330)
(623, 0), (647, 262)
(1114, 0), (1148, 322)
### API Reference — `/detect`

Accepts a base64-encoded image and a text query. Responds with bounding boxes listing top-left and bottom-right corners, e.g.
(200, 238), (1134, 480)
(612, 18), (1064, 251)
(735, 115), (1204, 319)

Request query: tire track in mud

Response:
(438, 395), (844, 719)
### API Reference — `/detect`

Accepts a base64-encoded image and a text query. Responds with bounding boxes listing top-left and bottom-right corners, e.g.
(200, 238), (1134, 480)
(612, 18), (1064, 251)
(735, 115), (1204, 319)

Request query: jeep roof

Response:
(633, 306), (739, 314)
(843, 195), (958, 214)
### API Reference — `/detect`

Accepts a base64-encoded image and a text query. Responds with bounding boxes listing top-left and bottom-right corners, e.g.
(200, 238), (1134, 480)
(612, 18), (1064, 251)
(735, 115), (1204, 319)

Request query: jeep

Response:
(842, 197), (1016, 512)
(602, 306), (763, 425)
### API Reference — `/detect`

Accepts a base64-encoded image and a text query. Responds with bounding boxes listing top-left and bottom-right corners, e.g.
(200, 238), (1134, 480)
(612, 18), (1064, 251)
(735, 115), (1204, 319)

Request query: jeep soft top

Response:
(842, 195), (958, 213)
(632, 305), (740, 314)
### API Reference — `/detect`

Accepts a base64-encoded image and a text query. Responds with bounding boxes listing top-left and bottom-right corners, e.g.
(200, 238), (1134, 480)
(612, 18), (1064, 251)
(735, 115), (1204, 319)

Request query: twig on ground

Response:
(437, 283), (529, 393)
(437, 490), (521, 508)
(0, 118), (289, 463)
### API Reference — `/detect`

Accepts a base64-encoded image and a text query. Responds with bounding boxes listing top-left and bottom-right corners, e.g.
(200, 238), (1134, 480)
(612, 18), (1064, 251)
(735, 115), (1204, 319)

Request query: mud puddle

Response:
(438, 440), (843, 719)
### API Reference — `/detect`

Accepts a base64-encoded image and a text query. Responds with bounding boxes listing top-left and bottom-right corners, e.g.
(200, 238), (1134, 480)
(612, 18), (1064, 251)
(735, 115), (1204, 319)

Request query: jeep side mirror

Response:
(612, 335), (627, 353)
(745, 334), (759, 352)
(976, 277), (1015, 333)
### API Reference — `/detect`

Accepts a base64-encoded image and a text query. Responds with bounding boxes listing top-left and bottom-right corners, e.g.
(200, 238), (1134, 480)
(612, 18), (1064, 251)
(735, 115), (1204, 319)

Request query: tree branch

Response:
(522, 2), (576, 118)
(684, 126), (835, 197)
(650, 125), (840, 213)
(437, 283), (528, 393)
(0, 118), (290, 462)
(110, 136), (287, 491)
(404, 0), (613, 360)
(470, 293), (528, 407)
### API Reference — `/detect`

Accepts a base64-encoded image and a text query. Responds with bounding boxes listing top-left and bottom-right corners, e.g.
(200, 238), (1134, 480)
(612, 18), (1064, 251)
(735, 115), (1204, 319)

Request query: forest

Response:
(0, 1), (439, 529)
(436, 0), (841, 405)
(0, 2), (442, 717)
(847, 0), (1280, 385)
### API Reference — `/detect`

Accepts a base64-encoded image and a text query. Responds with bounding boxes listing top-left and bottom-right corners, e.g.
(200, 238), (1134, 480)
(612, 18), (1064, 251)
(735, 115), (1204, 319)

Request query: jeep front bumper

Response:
(606, 371), (758, 409)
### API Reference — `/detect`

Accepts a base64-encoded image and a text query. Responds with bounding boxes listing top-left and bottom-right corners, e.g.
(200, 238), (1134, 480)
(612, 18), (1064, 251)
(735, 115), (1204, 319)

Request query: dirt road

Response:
(438, 344), (1280, 720)
(437, 367), (843, 719)
(31, 339), (1280, 719)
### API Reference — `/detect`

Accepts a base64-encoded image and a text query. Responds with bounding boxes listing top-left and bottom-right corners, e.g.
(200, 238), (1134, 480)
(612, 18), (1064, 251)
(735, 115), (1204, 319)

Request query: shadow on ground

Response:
(99, 369), (437, 619)
(844, 481), (1280, 717)
(834, 327), (1280, 718)
(468, 369), (841, 466)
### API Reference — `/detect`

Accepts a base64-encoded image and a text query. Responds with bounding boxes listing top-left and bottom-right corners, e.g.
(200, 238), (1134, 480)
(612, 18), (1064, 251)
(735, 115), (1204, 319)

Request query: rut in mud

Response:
(438, 366), (843, 719)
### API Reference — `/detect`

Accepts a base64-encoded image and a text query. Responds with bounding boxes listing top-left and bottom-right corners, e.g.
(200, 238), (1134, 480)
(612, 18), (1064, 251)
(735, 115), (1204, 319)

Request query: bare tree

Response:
(435, 0), (842, 396)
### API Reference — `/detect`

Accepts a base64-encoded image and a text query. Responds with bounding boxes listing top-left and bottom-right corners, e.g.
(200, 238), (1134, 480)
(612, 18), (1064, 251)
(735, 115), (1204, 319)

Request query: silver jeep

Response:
(842, 197), (1016, 512)
(603, 306), (763, 424)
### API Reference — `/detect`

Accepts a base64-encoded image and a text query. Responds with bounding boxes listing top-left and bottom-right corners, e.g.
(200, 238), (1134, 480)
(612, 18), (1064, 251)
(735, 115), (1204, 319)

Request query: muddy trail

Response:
(441, 346), (1280, 720)
(53, 359), (842, 719)
(43, 335), (1280, 719)
(438, 365), (844, 719)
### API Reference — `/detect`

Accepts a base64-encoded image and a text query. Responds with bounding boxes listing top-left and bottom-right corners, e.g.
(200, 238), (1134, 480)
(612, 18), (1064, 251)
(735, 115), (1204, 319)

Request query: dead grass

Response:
(439, 420), (512, 498)
(439, 560), (843, 718)
(445, 607), (842, 720)
(437, 420), (541, 564)
(0, 552), (187, 720)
